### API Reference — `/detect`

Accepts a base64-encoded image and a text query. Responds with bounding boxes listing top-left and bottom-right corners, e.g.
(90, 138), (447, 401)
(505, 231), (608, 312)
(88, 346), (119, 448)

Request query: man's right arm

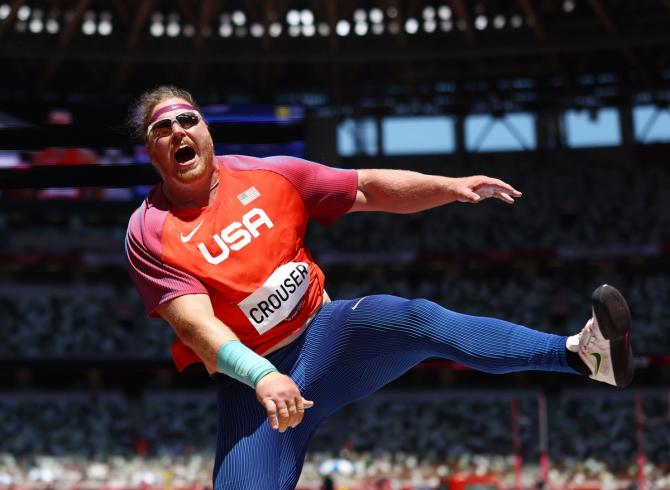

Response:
(156, 294), (313, 431)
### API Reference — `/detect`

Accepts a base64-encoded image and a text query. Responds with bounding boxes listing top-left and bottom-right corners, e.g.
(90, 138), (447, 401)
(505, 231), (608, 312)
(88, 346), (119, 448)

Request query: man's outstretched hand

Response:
(451, 175), (522, 204)
(255, 371), (314, 432)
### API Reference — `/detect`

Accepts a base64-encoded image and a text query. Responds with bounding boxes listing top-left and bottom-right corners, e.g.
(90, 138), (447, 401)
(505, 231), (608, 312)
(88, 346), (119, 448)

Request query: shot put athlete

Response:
(125, 85), (634, 490)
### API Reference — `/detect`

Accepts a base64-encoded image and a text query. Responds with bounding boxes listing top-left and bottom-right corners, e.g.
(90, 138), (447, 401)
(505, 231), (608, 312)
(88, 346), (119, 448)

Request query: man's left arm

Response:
(348, 169), (522, 214)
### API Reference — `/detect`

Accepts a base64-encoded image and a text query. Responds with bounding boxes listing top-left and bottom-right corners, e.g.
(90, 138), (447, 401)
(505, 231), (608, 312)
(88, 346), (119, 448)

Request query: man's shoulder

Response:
(217, 154), (313, 174)
(126, 185), (171, 254)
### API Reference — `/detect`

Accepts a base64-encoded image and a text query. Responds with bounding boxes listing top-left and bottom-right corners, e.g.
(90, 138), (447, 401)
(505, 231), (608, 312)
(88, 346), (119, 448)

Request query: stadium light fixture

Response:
(300, 9), (314, 26)
(17, 5), (30, 21)
(423, 6), (436, 20)
(317, 22), (330, 36)
(286, 9), (300, 26)
(231, 10), (246, 26)
(218, 23), (232, 38)
(269, 22), (282, 37)
(387, 7), (398, 19)
(438, 5), (452, 20)
(150, 22), (165, 37)
(45, 18), (59, 34)
(388, 21), (400, 34)
(99, 11), (113, 35)
(0, 4), (10, 20)
(29, 18), (43, 33)
(510, 14), (523, 28)
(474, 15), (487, 30)
(563, 0), (575, 13)
(405, 18), (419, 34)
(372, 23), (384, 35)
(250, 23), (264, 37)
(82, 12), (96, 35)
(370, 8), (383, 24)
(424, 20), (436, 33)
(289, 25), (300, 37)
(182, 24), (195, 37)
(493, 15), (505, 29)
(353, 9), (366, 23)
(336, 20), (350, 36)
(354, 22), (368, 36)
(441, 20), (453, 32)
(302, 24), (315, 37)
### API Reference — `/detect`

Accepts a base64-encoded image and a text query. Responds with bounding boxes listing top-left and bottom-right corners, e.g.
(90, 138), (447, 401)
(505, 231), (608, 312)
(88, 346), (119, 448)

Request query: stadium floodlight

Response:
(29, 18), (43, 33)
(354, 22), (368, 36)
(231, 10), (246, 26)
(369, 8), (383, 24)
(151, 12), (164, 36)
(353, 9), (366, 23)
(563, 0), (576, 12)
(493, 15), (505, 29)
(300, 9), (314, 26)
(0, 4), (10, 21)
(166, 22), (179, 37)
(98, 11), (112, 36)
(423, 6), (436, 19)
(388, 21), (400, 34)
(17, 5), (30, 21)
(372, 23), (384, 35)
(82, 12), (96, 35)
(387, 7), (398, 18)
(335, 20), (350, 36)
(302, 24), (315, 37)
(424, 20), (436, 33)
(510, 14), (523, 28)
(286, 9), (300, 26)
(166, 13), (179, 37)
(250, 23), (264, 37)
(218, 22), (232, 37)
(317, 22), (330, 36)
(269, 22), (282, 37)
(182, 24), (194, 37)
(45, 18), (59, 34)
(288, 25), (300, 37)
(438, 5), (452, 20)
(474, 15), (487, 30)
(441, 20), (453, 31)
(405, 18), (419, 34)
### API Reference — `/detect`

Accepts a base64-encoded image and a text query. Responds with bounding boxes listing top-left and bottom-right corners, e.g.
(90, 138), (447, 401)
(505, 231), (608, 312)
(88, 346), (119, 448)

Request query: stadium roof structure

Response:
(1, 0), (670, 113)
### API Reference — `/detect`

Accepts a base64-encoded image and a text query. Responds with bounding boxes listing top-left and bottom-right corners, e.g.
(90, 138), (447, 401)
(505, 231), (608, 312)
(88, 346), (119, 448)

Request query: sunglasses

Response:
(146, 112), (201, 139)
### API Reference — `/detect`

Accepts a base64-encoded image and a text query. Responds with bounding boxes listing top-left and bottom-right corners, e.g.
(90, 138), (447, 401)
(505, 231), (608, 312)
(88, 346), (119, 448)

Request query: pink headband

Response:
(147, 103), (195, 125)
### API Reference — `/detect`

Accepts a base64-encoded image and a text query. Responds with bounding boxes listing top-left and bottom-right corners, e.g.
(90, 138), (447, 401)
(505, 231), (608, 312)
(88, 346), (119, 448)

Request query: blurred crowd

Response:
(0, 389), (668, 489)
(0, 266), (668, 359)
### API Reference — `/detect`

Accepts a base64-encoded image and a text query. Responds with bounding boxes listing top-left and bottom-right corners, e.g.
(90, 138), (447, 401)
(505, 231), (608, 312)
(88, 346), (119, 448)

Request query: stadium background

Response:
(1, 1), (669, 488)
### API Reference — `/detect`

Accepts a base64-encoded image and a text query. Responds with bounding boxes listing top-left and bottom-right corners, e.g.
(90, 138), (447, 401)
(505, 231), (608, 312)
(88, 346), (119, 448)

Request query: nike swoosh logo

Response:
(180, 220), (204, 243)
(351, 296), (367, 310)
(590, 352), (602, 377)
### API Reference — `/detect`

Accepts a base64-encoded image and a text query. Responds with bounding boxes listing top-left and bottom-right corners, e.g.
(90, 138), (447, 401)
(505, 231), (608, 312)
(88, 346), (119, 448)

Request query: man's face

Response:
(145, 97), (215, 188)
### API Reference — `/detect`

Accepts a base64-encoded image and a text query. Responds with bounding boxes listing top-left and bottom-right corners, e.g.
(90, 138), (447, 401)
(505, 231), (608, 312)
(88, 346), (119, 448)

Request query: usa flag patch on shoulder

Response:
(237, 186), (260, 205)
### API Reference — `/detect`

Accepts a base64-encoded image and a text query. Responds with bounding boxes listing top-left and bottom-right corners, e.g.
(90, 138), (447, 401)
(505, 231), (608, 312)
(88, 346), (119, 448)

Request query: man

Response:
(125, 86), (634, 490)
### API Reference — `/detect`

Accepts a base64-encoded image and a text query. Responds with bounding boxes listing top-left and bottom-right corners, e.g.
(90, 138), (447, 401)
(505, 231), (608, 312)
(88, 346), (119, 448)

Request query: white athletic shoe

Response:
(566, 285), (634, 387)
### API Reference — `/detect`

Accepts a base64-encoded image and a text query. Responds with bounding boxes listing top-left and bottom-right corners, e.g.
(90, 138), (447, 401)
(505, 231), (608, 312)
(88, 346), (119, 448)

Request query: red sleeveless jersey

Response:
(125, 155), (357, 371)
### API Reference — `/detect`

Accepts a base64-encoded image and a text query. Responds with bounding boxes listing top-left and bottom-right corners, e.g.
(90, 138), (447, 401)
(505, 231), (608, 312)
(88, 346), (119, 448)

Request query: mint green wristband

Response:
(216, 340), (278, 388)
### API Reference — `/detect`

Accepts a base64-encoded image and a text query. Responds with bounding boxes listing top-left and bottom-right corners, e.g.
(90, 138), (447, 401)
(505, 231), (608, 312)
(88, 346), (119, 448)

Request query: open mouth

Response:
(175, 145), (196, 165)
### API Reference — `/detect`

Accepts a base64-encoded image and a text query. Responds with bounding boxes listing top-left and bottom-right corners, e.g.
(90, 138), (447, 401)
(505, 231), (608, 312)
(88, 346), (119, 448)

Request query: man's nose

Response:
(171, 120), (186, 137)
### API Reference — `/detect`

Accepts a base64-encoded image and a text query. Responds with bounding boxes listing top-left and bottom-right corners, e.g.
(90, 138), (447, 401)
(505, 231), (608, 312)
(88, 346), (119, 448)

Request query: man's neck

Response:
(162, 171), (220, 209)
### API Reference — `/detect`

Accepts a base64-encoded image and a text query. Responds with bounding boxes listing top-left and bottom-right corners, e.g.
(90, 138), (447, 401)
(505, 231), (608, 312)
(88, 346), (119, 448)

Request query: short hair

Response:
(128, 85), (198, 141)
